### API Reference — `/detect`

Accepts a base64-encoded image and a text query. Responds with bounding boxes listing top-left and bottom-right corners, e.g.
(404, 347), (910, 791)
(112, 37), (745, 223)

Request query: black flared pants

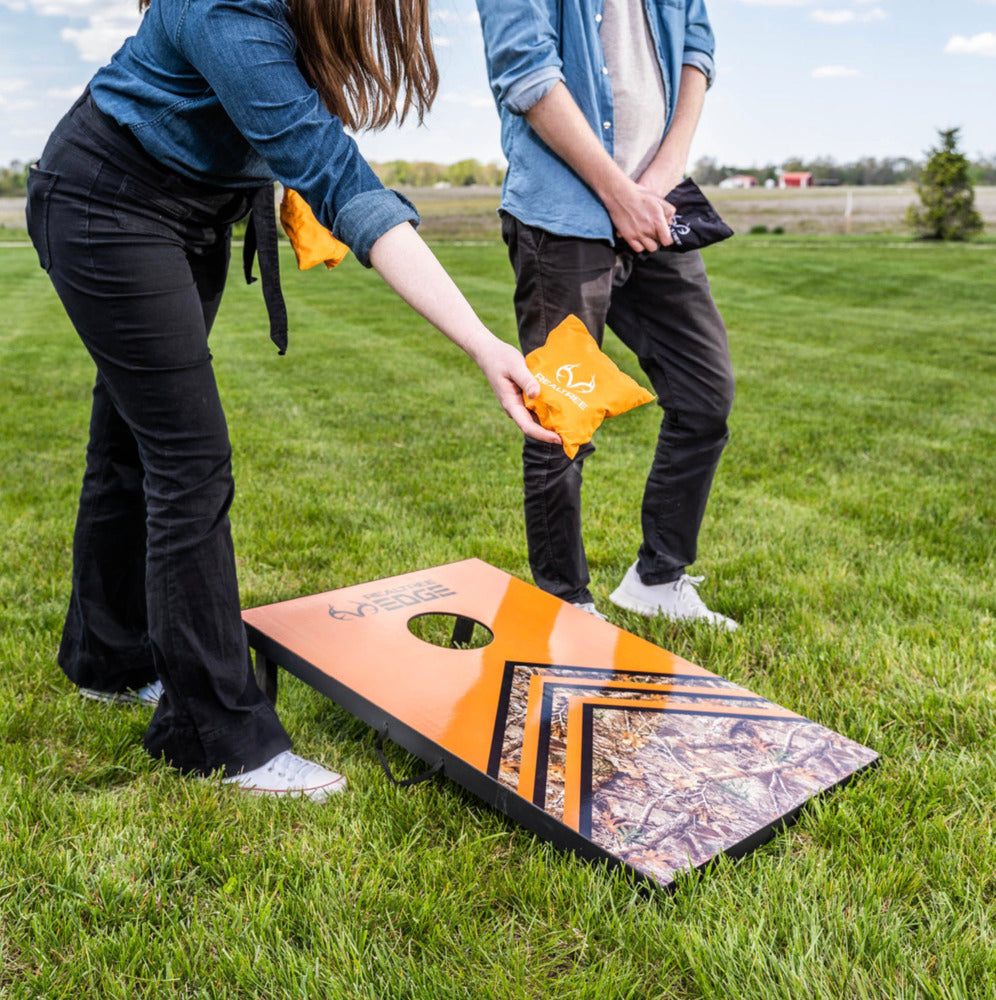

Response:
(26, 92), (290, 774)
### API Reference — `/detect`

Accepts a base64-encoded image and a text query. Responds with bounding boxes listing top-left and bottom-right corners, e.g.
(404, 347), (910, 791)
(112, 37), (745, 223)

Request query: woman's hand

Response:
(469, 336), (562, 445)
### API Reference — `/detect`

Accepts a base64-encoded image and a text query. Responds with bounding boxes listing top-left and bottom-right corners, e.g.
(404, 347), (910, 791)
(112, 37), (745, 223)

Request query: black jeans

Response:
(26, 92), (290, 775)
(502, 213), (735, 605)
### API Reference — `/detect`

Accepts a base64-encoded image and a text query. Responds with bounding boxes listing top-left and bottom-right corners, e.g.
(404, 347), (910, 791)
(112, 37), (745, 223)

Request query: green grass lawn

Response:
(1, 236), (994, 999)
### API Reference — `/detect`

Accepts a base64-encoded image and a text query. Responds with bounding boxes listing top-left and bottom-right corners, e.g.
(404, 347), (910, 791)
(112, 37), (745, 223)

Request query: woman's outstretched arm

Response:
(368, 222), (561, 444)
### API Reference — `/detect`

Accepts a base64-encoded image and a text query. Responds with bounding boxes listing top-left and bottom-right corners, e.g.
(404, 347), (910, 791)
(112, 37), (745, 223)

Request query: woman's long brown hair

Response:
(138, 0), (438, 131)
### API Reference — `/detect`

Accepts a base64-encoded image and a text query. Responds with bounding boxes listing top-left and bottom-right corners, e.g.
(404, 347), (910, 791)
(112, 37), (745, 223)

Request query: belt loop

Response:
(244, 184), (289, 355)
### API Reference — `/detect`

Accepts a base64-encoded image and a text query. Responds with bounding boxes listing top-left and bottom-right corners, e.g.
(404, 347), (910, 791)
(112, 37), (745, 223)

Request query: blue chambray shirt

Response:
(475, 0), (716, 242)
(89, 0), (417, 266)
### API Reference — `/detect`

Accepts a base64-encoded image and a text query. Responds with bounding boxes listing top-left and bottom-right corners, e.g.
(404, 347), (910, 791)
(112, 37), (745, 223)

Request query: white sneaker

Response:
(80, 679), (164, 706)
(572, 600), (608, 621)
(609, 563), (738, 631)
(221, 750), (347, 802)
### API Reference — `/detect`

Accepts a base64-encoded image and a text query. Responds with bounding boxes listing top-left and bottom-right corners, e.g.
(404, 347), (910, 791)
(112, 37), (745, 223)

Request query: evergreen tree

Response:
(907, 127), (983, 240)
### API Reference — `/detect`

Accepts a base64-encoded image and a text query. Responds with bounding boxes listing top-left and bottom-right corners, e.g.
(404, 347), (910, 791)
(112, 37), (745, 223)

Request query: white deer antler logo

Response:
(670, 213), (692, 238)
(556, 363), (596, 394)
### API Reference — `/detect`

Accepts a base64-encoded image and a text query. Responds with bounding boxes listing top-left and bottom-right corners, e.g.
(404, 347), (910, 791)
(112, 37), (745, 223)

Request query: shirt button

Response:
(603, 121), (611, 130)
(595, 13), (602, 22)
(602, 66), (609, 75)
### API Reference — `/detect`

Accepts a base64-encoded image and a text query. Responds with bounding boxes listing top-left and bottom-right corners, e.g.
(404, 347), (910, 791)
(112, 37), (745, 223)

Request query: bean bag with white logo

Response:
(522, 315), (655, 459)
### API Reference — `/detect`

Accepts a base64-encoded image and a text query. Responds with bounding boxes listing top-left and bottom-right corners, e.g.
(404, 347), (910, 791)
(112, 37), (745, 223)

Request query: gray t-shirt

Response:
(600, 0), (668, 179)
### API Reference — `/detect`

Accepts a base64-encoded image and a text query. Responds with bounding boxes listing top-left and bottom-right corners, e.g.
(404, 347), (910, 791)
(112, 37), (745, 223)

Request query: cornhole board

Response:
(243, 558), (877, 889)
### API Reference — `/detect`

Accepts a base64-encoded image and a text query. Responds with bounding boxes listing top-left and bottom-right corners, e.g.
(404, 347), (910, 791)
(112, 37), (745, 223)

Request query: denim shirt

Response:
(475, 0), (716, 242)
(90, 0), (417, 266)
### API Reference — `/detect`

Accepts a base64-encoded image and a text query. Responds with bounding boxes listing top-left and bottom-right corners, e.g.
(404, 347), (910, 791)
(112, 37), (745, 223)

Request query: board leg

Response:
(254, 650), (278, 705)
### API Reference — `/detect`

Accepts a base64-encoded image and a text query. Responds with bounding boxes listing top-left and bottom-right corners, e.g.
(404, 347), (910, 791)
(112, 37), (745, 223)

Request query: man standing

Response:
(475, 0), (738, 628)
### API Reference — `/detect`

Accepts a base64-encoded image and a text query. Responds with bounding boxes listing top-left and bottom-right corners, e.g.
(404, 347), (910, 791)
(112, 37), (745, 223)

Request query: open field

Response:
(1, 238), (994, 998)
(358, 184), (996, 241)
(711, 183), (996, 236)
(4, 184), (996, 241)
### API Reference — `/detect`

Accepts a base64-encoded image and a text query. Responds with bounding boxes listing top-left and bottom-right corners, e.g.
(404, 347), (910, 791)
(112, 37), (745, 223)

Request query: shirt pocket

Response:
(653, 0), (686, 8)
(25, 164), (59, 272)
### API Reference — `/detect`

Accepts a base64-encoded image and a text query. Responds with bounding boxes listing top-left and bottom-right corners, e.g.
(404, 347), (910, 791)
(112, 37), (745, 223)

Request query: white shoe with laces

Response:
(609, 562), (738, 631)
(221, 750), (347, 802)
(571, 600), (608, 621)
(79, 679), (164, 706)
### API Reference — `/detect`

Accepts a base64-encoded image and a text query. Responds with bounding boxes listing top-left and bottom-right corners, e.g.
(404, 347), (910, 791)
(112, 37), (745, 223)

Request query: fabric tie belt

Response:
(244, 185), (289, 355)
(243, 186), (351, 355)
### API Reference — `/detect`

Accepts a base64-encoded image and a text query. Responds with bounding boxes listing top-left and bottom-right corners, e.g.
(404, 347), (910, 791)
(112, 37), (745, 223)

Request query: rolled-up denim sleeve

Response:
(683, 0), (717, 87)
(476, 0), (564, 114)
(332, 189), (419, 267)
(176, 0), (409, 263)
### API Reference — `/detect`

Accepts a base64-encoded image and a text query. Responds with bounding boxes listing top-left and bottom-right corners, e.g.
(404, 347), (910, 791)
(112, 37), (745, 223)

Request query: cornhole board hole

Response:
(243, 558), (877, 889)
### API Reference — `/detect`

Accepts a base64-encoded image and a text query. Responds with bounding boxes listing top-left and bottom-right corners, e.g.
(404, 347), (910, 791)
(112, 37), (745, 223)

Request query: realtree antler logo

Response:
(555, 363), (596, 394)
(669, 213), (692, 246)
(328, 601), (378, 621)
(327, 580), (457, 623)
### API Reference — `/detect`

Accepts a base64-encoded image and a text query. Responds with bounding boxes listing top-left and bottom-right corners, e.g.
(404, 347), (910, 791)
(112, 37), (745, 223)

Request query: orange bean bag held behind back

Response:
(279, 188), (350, 270)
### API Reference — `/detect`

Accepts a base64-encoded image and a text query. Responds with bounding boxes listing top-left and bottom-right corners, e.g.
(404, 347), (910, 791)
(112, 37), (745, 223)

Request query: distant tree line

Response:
(0, 162), (30, 196)
(5, 152), (996, 197)
(693, 154), (996, 187)
(0, 158), (506, 197)
(370, 158), (506, 188)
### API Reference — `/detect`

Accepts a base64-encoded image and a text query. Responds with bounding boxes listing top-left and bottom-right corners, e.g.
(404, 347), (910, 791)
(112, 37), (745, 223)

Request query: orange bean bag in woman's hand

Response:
(522, 315), (655, 459)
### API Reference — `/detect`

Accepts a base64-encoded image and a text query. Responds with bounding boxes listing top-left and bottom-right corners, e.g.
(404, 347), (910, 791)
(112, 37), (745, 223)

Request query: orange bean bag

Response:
(522, 315), (655, 459)
(279, 188), (350, 270)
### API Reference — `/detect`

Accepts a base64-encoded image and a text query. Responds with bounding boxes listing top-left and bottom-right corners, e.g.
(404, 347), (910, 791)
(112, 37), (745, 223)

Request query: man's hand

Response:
(605, 176), (676, 252)
(524, 83), (681, 253)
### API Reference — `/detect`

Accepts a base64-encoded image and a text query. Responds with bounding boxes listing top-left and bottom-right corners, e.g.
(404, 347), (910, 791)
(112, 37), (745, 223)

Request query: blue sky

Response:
(1, 0), (994, 169)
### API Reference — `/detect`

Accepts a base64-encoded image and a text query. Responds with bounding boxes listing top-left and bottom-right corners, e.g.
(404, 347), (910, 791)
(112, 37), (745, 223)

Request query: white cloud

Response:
(811, 6), (886, 24)
(432, 9), (479, 25)
(11, 125), (51, 139)
(442, 91), (494, 110)
(812, 9), (854, 23)
(47, 84), (88, 100)
(812, 65), (862, 77)
(4, 0), (140, 62)
(60, 9), (140, 63)
(0, 77), (37, 110)
(0, 97), (40, 111)
(16, 0), (111, 16)
(945, 32), (996, 57)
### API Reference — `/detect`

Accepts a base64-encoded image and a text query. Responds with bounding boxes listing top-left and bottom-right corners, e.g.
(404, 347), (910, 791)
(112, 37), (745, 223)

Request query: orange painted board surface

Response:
(243, 558), (711, 773)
